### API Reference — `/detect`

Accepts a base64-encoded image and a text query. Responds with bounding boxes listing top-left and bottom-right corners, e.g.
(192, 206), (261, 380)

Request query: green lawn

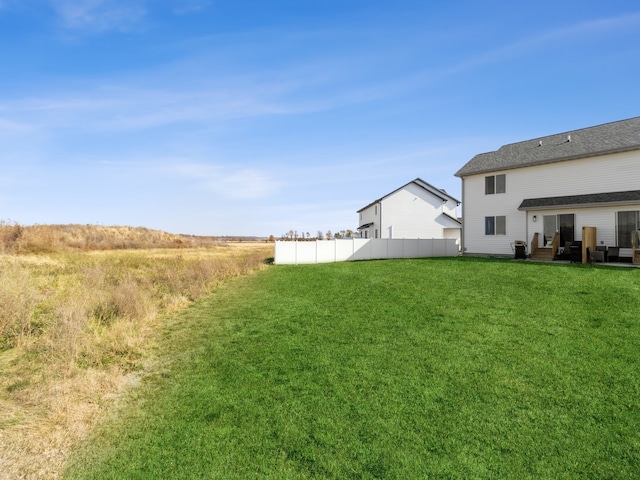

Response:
(65, 258), (640, 479)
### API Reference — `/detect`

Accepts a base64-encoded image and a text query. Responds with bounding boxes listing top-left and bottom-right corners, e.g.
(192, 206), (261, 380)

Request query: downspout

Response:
(460, 178), (465, 254)
(525, 210), (529, 256)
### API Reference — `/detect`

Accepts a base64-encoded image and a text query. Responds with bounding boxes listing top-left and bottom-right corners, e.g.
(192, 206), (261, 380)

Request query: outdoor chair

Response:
(608, 246), (620, 263)
(588, 247), (605, 264)
(596, 245), (608, 262)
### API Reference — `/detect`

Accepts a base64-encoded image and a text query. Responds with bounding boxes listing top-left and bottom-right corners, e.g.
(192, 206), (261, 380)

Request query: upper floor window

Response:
(485, 174), (506, 194)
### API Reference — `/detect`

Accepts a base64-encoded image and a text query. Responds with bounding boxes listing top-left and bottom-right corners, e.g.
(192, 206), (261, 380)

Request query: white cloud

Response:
(211, 169), (282, 200)
(172, 0), (211, 15)
(0, 82), (292, 133)
(0, 118), (32, 134)
(48, 0), (147, 32)
(155, 162), (282, 201)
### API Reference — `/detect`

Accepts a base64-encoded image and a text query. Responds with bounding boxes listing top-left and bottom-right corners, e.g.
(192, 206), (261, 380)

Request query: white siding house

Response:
(455, 117), (640, 263)
(357, 178), (461, 243)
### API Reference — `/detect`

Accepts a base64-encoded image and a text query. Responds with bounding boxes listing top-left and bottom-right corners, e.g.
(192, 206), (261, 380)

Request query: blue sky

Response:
(1, 1), (639, 237)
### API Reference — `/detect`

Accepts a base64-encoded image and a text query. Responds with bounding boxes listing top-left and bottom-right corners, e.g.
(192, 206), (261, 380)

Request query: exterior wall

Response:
(525, 205), (640, 258)
(358, 180), (461, 240)
(381, 182), (454, 239)
(358, 203), (380, 238)
(461, 149), (640, 256)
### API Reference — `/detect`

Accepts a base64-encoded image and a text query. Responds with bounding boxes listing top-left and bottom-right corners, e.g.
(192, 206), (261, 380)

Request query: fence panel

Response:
(335, 239), (355, 261)
(275, 239), (459, 264)
(352, 239), (371, 261)
(316, 240), (336, 263)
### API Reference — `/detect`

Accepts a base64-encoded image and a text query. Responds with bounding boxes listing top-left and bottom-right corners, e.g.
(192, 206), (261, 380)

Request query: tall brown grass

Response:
(0, 221), (230, 253)
(0, 223), (272, 479)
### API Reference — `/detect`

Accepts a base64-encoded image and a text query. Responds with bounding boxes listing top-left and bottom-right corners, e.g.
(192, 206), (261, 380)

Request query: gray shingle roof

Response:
(455, 116), (640, 177)
(518, 190), (640, 210)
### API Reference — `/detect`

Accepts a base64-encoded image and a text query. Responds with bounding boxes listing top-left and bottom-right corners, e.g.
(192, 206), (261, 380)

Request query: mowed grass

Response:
(65, 258), (640, 479)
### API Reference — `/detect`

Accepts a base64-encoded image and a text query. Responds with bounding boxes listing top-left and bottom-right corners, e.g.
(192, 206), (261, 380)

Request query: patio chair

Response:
(608, 247), (619, 262)
(588, 247), (605, 264)
(596, 245), (608, 262)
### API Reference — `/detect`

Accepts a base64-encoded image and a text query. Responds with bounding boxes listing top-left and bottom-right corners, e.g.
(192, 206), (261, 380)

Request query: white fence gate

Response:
(275, 238), (459, 264)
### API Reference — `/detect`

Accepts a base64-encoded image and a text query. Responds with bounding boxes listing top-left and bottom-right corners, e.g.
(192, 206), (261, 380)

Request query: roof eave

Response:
(518, 200), (640, 211)
(440, 212), (462, 226)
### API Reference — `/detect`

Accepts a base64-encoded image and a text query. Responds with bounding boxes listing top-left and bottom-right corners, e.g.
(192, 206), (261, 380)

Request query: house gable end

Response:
(357, 178), (460, 213)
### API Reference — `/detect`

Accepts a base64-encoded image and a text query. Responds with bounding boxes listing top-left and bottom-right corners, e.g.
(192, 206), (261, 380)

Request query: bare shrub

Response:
(0, 263), (40, 347)
(107, 275), (150, 321)
(0, 220), (25, 253)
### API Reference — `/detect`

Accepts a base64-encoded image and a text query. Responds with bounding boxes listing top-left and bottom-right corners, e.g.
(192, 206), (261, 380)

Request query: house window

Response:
(485, 177), (494, 195)
(485, 216), (506, 235)
(617, 211), (639, 248)
(485, 174), (506, 194)
(375, 229), (379, 239)
(375, 205), (378, 215)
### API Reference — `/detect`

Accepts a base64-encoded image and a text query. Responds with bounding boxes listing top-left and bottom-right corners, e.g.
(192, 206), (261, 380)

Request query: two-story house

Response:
(357, 178), (461, 243)
(454, 116), (640, 263)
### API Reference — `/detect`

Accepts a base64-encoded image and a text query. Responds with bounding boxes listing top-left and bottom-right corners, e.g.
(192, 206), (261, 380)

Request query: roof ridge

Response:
(455, 116), (640, 177)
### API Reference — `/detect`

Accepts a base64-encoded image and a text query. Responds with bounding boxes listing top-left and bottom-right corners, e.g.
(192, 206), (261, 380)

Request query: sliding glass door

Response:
(558, 214), (575, 247)
(617, 211), (639, 248)
(543, 214), (574, 247)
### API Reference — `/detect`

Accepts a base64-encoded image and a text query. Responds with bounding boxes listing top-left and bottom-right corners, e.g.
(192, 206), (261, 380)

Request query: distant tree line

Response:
(275, 229), (357, 241)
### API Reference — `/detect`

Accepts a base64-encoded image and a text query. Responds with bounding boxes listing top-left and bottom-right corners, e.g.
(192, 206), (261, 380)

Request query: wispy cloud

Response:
(0, 118), (32, 134)
(0, 57), (375, 133)
(48, 0), (147, 32)
(451, 12), (640, 74)
(154, 161), (282, 200)
(0, 81), (291, 133)
(172, 0), (211, 15)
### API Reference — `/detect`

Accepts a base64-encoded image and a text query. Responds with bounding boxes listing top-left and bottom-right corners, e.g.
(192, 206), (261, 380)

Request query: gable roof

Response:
(439, 212), (463, 227)
(455, 116), (640, 178)
(357, 178), (460, 213)
(518, 190), (640, 211)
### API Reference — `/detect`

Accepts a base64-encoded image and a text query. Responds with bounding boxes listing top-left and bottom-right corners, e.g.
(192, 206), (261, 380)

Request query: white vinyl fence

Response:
(275, 238), (459, 264)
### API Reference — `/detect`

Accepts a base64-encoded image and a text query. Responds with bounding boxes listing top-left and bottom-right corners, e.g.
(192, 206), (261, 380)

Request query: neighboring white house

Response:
(454, 116), (640, 263)
(356, 178), (461, 243)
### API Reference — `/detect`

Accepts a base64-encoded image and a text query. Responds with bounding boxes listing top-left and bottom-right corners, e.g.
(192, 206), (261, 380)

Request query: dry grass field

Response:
(0, 223), (273, 479)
